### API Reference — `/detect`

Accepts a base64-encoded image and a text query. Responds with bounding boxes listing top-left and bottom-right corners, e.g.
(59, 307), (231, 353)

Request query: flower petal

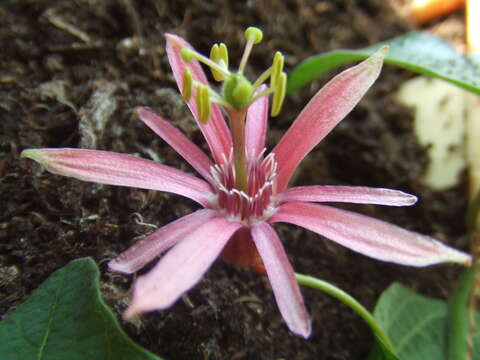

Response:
(165, 33), (233, 163)
(138, 107), (214, 183)
(125, 217), (242, 317)
(246, 85), (269, 162)
(251, 222), (311, 338)
(282, 185), (417, 206)
(21, 148), (214, 206)
(272, 48), (387, 191)
(270, 202), (472, 267)
(109, 209), (217, 274)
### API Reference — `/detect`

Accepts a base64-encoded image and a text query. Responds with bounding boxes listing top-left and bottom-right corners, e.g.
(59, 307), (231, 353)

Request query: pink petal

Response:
(272, 48), (387, 191)
(269, 202), (472, 267)
(125, 217), (242, 317)
(165, 33), (233, 164)
(21, 148), (214, 207)
(251, 222), (311, 338)
(282, 186), (417, 206)
(109, 209), (217, 274)
(138, 107), (214, 183)
(245, 85), (269, 162)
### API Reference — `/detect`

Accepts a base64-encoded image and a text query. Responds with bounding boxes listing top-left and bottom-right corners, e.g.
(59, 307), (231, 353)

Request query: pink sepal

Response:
(282, 185), (417, 206)
(270, 202), (472, 267)
(251, 222), (311, 338)
(272, 49), (386, 191)
(109, 209), (217, 274)
(22, 148), (214, 206)
(124, 217), (242, 317)
(137, 107), (214, 183)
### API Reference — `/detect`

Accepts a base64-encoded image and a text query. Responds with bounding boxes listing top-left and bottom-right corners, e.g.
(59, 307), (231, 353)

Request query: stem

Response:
(447, 264), (475, 360)
(228, 108), (248, 192)
(295, 273), (396, 356)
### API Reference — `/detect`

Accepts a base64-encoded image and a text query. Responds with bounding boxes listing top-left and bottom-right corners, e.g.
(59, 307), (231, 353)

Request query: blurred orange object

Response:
(410, 0), (465, 25)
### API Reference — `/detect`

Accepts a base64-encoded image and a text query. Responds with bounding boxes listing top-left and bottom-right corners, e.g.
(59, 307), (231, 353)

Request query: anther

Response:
(210, 43), (229, 81)
(182, 68), (193, 102)
(196, 85), (211, 124)
(271, 72), (286, 117)
(270, 51), (284, 88)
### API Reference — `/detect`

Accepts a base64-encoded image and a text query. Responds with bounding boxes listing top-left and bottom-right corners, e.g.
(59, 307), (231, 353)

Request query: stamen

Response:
(182, 68), (193, 101)
(238, 27), (263, 74)
(195, 85), (211, 124)
(250, 87), (274, 104)
(270, 51), (284, 88)
(252, 67), (273, 90)
(271, 72), (287, 117)
(181, 47), (231, 78)
(210, 43), (229, 81)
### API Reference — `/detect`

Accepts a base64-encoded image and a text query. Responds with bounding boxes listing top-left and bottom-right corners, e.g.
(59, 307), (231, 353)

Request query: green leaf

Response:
(372, 281), (480, 360)
(0, 257), (162, 360)
(287, 32), (480, 95)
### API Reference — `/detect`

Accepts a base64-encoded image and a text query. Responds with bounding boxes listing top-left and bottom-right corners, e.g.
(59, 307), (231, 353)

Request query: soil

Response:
(0, 0), (470, 359)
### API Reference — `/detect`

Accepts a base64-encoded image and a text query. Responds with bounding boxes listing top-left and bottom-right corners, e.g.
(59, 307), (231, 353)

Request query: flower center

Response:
(210, 151), (278, 224)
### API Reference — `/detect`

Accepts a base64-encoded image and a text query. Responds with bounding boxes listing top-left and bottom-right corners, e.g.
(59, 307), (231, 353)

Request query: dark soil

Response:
(0, 0), (470, 359)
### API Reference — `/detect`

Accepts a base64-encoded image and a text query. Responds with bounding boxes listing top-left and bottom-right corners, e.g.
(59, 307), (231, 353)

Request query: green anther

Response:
(209, 43), (229, 81)
(271, 72), (287, 117)
(218, 43), (228, 66)
(244, 27), (263, 44)
(182, 68), (193, 102)
(181, 48), (195, 62)
(270, 51), (284, 88)
(223, 73), (253, 110)
(196, 85), (211, 124)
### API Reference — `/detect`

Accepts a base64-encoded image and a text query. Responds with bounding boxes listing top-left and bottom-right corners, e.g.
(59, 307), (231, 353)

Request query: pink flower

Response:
(22, 31), (471, 338)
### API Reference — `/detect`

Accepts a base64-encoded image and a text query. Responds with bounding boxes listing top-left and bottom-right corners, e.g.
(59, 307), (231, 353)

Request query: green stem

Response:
(295, 273), (396, 355)
(228, 108), (248, 192)
(447, 263), (476, 360)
